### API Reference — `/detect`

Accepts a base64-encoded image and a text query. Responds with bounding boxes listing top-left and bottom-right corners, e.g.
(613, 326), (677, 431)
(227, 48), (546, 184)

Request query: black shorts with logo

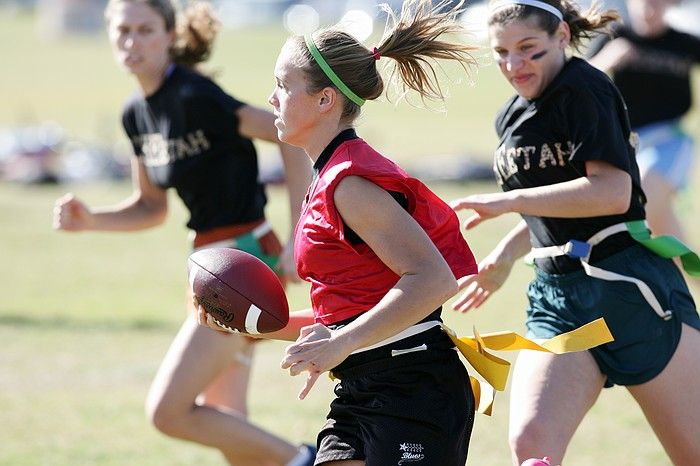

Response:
(314, 326), (475, 466)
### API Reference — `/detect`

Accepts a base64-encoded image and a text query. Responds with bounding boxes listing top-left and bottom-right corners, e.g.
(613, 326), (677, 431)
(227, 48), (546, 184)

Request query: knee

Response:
(509, 419), (561, 462)
(145, 396), (188, 438)
(509, 424), (534, 461)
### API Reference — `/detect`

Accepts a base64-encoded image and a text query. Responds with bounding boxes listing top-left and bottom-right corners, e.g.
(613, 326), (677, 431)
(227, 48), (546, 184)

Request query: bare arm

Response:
(452, 219), (530, 312)
(588, 38), (636, 74)
(53, 157), (168, 232)
(237, 105), (312, 279)
(237, 104), (311, 228)
(265, 308), (316, 341)
(198, 305), (315, 341)
(490, 219), (532, 263)
(330, 176), (458, 351)
(451, 160), (631, 229)
(281, 176), (458, 398)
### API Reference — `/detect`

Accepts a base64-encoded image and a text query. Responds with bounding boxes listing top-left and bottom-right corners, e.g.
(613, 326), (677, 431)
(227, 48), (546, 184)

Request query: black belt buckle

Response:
(564, 240), (591, 259)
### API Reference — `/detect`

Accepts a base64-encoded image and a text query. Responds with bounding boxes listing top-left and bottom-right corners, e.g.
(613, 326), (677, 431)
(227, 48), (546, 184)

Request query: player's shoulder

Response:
(611, 23), (632, 39)
(120, 91), (145, 128)
(560, 57), (608, 89)
(121, 90), (143, 113)
(552, 58), (616, 107)
(665, 27), (700, 55)
(667, 26), (700, 42)
(171, 65), (245, 110)
(494, 94), (525, 137)
(171, 66), (221, 97)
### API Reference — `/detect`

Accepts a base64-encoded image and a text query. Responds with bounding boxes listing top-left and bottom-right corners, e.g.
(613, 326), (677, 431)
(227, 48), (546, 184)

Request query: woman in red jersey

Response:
(263, 1), (477, 464)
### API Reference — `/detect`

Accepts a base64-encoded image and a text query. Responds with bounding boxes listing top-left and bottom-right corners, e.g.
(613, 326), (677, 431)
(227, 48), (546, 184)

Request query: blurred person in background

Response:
(450, 0), (700, 464)
(588, 0), (700, 287)
(52, 1), (314, 465)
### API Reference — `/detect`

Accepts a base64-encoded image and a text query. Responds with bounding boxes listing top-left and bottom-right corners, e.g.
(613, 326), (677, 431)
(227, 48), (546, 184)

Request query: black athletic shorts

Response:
(314, 325), (475, 466)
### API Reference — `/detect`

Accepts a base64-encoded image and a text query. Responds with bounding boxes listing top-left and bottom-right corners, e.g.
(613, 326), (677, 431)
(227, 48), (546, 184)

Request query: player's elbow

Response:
(609, 195), (631, 215)
(607, 180), (632, 214)
(151, 207), (168, 226)
(442, 278), (459, 302)
(427, 263), (459, 303)
(141, 198), (168, 226)
(144, 208), (167, 228)
(594, 171), (631, 215)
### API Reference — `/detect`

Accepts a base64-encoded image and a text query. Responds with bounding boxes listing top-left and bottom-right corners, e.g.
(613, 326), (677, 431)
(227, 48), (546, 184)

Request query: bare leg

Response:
(186, 284), (255, 416)
(641, 169), (700, 288)
(145, 316), (298, 466)
(197, 341), (254, 414)
(642, 170), (684, 240)
(627, 324), (700, 466)
(508, 350), (606, 465)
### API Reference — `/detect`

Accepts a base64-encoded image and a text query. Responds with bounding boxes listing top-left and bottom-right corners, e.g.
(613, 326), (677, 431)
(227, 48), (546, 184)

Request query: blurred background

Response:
(1, 1), (698, 465)
(2, 0), (697, 186)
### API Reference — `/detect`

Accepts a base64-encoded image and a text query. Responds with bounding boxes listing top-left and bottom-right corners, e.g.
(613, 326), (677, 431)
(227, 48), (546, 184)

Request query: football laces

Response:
(211, 315), (240, 334)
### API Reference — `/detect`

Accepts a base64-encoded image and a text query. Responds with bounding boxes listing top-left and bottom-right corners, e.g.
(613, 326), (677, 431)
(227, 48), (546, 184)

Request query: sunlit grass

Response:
(2, 6), (698, 465)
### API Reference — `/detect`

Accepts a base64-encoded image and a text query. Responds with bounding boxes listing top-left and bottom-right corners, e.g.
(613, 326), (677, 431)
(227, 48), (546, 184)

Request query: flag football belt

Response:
(442, 319), (613, 416)
(340, 319), (615, 416)
(526, 220), (700, 321)
(192, 221), (272, 252)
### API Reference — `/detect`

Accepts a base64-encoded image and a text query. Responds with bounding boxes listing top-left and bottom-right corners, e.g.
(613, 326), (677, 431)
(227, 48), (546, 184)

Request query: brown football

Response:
(187, 248), (289, 335)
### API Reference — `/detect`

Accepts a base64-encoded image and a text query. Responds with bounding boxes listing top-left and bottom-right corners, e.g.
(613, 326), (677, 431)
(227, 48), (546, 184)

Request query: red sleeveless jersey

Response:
(294, 138), (477, 325)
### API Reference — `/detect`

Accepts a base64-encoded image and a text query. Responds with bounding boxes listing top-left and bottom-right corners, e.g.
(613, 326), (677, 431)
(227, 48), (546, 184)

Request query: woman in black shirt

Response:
(450, 0), (700, 464)
(53, 1), (313, 465)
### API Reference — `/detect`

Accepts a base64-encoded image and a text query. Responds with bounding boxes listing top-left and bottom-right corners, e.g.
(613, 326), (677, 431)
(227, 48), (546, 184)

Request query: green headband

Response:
(304, 34), (366, 107)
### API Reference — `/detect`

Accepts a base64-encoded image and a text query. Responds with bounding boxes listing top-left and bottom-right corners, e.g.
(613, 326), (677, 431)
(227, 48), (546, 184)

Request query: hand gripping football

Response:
(187, 248), (289, 335)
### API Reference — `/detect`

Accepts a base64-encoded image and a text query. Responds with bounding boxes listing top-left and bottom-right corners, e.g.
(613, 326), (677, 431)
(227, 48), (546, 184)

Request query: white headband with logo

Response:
(490, 0), (564, 21)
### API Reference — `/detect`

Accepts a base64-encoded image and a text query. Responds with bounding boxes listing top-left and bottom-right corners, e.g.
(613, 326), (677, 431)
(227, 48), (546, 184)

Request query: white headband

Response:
(490, 0), (564, 21)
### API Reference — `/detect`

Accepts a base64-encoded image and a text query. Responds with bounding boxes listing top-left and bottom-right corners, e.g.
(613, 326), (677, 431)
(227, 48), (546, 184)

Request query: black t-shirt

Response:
(587, 25), (700, 128)
(494, 57), (646, 273)
(122, 65), (266, 231)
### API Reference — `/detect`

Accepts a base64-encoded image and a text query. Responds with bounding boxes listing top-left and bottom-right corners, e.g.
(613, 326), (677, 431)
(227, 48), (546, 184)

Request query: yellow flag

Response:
(444, 318), (613, 415)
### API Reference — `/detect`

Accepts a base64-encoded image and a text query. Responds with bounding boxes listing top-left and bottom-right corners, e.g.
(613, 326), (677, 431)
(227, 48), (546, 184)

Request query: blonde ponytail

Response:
(288, 0), (477, 123)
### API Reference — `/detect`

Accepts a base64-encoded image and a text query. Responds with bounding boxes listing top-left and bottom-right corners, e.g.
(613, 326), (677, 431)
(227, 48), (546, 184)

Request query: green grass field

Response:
(2, 7), (699, 466)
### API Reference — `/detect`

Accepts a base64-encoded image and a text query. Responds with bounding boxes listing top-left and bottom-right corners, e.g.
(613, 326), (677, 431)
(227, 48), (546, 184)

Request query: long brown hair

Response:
(105, 0), (219, 67)
(287, 0), (478, 123)
(488, 0), (620, 50)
